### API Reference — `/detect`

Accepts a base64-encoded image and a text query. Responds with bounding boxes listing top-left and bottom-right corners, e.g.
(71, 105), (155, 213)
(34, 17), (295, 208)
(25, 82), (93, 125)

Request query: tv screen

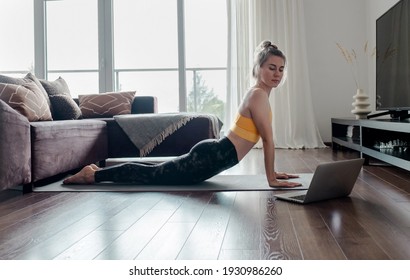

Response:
(376, 0), (410, 112)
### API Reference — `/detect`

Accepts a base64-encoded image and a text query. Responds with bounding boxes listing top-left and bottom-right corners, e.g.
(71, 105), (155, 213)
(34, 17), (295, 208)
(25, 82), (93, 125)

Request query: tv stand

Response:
(367, 110), (410, 120)
(331, 118), (410, 171)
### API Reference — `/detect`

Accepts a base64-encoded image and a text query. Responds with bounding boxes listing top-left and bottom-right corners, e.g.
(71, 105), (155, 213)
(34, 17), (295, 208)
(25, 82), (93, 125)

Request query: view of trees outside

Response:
(187, 72), (225, 121)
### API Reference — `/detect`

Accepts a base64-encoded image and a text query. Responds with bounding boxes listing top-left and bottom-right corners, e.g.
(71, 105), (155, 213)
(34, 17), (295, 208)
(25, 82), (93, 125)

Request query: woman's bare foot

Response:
(63, 164), (100, 185)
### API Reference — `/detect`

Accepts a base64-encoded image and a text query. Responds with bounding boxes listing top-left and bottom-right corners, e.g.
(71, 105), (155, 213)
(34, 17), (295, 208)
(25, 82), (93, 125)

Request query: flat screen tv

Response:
(375, 0), (410, 119)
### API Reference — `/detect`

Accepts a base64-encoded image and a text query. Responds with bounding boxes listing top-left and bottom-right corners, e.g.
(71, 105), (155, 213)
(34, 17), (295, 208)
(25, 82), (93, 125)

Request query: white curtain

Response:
(226, 0), (326, 149)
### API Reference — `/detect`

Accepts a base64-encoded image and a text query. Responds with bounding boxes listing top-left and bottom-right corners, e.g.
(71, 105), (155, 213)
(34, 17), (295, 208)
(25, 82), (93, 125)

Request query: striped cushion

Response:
(79, 91), (136, 118)
(0, 82), (53, 121)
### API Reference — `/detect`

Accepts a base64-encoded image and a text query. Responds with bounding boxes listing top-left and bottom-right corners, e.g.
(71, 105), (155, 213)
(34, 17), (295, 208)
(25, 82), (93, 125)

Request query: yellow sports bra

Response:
(230, 113), (260, 143)
(230, 111), (272, 143)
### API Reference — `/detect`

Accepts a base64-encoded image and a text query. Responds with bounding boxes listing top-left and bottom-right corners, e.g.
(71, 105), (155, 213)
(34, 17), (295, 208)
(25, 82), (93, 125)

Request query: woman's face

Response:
(258, 55), (285, 88)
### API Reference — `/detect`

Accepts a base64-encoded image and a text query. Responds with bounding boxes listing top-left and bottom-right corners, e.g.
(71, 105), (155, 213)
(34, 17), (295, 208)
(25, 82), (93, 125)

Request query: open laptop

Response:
(274, 158), (365, 204)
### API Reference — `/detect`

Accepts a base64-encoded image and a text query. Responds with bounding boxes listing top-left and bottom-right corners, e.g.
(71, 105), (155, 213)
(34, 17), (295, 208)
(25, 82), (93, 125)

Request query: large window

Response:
(113, 0), (179, 112)
(113, 0), (227, 115)
(45, 0), (99, 95)
(31, 0), (227, 115)
(184, 0), (227, 120)
(0, 0), (34, 76)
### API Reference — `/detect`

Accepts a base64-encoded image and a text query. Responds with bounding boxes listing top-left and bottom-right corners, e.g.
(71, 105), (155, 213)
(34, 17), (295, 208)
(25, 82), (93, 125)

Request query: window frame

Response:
(34, 0), (226, 112)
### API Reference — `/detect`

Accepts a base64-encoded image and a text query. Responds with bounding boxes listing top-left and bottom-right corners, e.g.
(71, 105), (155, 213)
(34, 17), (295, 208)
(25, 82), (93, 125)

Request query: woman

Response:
(64, 41), (301, 188)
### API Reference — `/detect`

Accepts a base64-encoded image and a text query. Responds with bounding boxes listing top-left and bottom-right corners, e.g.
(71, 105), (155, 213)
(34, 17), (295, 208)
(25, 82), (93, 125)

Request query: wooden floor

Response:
(0, 148), (409, 260)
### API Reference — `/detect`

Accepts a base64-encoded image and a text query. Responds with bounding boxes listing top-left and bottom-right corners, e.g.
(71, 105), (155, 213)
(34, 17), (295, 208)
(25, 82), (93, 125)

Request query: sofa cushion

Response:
(0, 73), (51, 107)
(49, 94), (82, 120)
(40, 76), (71, 97)
(30, 119), (108, 182)
(0, 82), (53, 121)
(0, 74), (27, 85)
(39, 76), (78, 120)
(25, 73), (51, 107)
(79, 91), (136, 118)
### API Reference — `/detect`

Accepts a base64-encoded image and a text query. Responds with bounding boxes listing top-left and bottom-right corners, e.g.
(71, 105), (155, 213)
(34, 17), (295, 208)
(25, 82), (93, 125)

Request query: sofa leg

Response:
(22, 183), (33, 194)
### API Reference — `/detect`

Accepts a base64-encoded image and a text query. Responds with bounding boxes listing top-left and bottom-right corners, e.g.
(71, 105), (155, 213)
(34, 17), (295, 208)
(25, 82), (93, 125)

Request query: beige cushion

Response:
(25, 73), (51, 107)
(79, 91), (136, 118)
(0, 73), (51, 107)
(0, 82), (53, 121)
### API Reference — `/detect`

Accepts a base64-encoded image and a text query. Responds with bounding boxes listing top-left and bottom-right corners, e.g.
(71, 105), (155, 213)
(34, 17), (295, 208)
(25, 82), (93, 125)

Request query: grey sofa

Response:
(0, 96), (222, 193)
(0, 73), (223, 193)
(0, 96), (144, 192)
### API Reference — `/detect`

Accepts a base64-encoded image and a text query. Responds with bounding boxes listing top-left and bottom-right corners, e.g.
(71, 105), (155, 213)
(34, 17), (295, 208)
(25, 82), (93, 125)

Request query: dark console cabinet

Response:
(331, 118), (410, 171)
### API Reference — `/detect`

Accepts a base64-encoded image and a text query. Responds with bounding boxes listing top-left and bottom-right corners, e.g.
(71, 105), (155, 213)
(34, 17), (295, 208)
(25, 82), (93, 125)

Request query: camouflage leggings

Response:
(94, 137), (239, 185)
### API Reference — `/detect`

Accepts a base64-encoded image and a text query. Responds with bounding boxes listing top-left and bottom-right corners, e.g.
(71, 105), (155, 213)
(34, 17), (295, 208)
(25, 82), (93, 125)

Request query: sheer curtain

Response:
(226, 0), (325, 149)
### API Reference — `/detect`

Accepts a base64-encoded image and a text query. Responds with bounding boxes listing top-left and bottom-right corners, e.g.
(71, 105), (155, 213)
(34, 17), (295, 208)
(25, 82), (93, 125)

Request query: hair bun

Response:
(259, 40), (278, 50)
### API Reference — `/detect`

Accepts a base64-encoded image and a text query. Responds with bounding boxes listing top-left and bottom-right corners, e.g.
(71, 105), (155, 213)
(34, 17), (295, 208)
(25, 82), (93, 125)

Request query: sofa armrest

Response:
(131, 96), (158, 114)
(0, 100), (31, 191)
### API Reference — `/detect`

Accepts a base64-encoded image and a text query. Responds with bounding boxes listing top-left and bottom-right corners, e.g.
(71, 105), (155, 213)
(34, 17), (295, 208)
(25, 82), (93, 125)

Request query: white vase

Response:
(351, 89), (371, 119)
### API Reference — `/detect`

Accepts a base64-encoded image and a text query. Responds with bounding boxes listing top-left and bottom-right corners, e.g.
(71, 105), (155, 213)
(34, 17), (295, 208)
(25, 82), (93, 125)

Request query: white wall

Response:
(303, 0), (400, 143)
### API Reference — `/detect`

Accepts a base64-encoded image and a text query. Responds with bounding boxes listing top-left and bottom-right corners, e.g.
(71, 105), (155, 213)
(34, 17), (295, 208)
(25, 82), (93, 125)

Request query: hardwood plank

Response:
(136, 222), (196, 260)
(94, 209), (176, 260)
(12, 193), (134, 259)
(53, 230), (123, 260)
(93, 192), (187, 260)
(260, 196), (302, 260)
(290, 155), (316, 173)
(287, 203), (347, 260)
(221, 191), (262, 257)
(168, 192), (213, 223)
(401, 201), (410, 213)
(347, 177), (410, 259)
(135, 192), (214, 259)
(0, 192), (80, 231)
(151, 192), (190, 210)
(364, 165), (410, 197)
(355, 171), (410, 228)
(0, 192), (98, 259)
(0, 192), (56, 217)
(341, 195), (410, 259)
(176, 192), (236, 260)
(97, 192), (164, 231)
(315, 199), (391, 259)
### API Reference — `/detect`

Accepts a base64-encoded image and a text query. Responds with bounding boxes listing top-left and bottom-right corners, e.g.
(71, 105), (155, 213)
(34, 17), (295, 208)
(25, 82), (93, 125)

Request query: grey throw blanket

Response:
(114, 113), (221, 157)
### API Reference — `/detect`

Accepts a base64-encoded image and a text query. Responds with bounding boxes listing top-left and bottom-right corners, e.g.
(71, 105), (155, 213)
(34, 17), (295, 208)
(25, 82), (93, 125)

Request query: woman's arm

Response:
(248, 89), (300, 188)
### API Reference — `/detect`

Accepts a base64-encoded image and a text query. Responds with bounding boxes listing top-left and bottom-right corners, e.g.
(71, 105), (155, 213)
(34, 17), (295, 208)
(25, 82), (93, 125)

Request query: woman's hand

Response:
(269, 179), (302, 188)
(275, 172), (299, 179)
(269, 172), (301, 188)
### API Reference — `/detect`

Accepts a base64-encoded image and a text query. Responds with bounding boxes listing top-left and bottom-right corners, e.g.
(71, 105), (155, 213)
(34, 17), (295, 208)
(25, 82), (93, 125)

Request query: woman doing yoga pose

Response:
(63, 41), (301, 188)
